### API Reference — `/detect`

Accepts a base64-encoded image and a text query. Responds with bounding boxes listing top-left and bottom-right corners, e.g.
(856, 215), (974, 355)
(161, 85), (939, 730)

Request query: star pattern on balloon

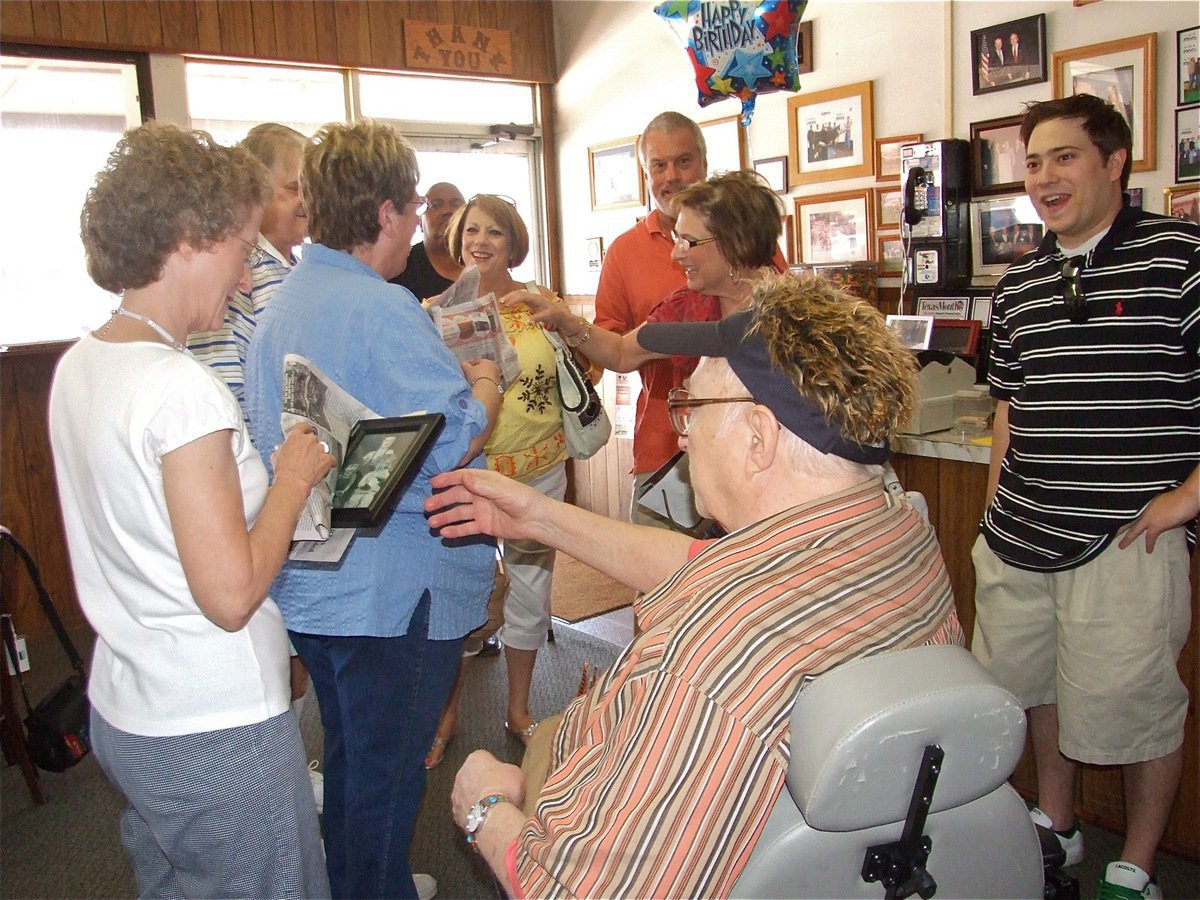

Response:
(654, 0), (807, 126)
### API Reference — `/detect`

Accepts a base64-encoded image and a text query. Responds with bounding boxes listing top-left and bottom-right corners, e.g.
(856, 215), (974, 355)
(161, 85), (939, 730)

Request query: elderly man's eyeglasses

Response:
(667, 387), (756, 436)
(408, 195), (428, 217)
(1060, 258), (1087, 323)
(671, 231), (717, 251)
(235, 235), (266, 268)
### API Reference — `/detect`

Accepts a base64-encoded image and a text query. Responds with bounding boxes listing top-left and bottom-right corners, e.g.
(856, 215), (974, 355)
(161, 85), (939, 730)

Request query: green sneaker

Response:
(1096, 861), (1161, 900)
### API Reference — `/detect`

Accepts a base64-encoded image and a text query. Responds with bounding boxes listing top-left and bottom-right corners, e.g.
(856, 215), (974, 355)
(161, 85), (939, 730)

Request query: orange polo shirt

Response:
(594, 209), (685, 475)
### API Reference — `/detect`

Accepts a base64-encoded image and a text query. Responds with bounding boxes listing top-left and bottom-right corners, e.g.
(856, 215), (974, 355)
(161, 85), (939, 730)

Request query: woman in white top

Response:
(49, 122), (333, 899)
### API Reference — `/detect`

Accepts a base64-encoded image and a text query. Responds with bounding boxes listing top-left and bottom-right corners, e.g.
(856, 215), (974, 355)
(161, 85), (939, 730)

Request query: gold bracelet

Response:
(471, 375), (503, 394)
(565, 319), (593, 348)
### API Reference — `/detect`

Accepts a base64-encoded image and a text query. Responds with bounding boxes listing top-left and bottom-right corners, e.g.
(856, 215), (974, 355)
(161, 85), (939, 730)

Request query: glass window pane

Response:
(185, 61), (347, 143)
(0, 55), (142, 345)
(359, 73), (533, 126)
(409, 141), (539, 285)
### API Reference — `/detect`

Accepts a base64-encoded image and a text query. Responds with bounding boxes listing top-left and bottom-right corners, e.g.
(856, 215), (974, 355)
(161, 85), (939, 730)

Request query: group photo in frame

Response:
(787, 80), (875, 186)
(970, 115), (1026, 197)
(699, 115), (748, 176)
(1053, 32), (1157, 172)
(971, 13), (1047, 95)
(1165, 184), (1199, 225)
(874, 133), (922, 182)
(1179, 25), (1198, 106)
(970, 194), (1044, 277)
(588, 137), (644, 211)
(1176, 106), (1199, 183)
(331, 414), (445, 529)
(794, 189), (873, 265)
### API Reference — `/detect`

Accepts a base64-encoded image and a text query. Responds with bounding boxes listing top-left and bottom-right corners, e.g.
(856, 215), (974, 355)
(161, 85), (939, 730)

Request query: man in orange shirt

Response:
(594, 111), (709, 523)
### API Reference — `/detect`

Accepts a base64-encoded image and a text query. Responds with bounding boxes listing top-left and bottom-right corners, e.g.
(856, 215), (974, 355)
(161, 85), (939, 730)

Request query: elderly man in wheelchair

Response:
(426, 274), (1053, 899)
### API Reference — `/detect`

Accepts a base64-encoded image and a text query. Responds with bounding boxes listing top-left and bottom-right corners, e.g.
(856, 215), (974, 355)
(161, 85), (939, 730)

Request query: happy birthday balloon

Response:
(654, 0), (807, 127)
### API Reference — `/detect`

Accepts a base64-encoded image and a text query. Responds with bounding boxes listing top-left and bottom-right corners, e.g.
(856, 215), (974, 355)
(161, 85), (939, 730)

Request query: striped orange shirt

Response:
(512, 479), (964, 898)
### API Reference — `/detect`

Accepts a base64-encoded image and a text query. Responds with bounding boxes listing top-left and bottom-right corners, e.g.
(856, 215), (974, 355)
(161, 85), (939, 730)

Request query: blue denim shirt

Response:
(246, 244), (493, 640)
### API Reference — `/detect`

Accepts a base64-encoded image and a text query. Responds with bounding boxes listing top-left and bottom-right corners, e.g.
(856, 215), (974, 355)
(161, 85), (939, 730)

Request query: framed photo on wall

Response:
(588, 137), (644, 210)
(1053, 33), (1157, 173)
(787, 81), (875, 187)
(874, 133), (923, 182)
(1164, 184), (1199, 225)
(699, 115), (748, 175)
(794, 189), (873, 265)
(970, 115), (1026, 197)
(875, 187), (903, 229)
(796, 19), (814, 75)
(754, 156), (788, 194)
(876, 232), (904, 275)
(780, 214), (796, 265)
(971, 13), (1047, 95)
(1176, 106), (1199, 184)
(970, 194), (1044, 277)
(1178, 26), (1198, 106)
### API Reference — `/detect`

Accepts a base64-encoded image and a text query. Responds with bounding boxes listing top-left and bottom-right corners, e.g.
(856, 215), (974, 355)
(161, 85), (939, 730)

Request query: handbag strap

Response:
(0, 531), (87, 678)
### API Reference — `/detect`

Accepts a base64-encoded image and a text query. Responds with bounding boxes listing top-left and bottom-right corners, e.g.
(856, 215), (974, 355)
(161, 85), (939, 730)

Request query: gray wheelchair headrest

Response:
(789, 644), (1026, 832)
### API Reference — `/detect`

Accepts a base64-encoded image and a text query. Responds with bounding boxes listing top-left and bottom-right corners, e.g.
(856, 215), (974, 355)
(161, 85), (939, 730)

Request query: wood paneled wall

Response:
(0, 0), (556, 83)
(1, 343), (85, 637)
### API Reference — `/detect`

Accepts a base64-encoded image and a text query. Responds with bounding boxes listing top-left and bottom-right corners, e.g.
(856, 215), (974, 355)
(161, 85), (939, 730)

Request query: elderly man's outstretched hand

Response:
(425, 468), (542, 542)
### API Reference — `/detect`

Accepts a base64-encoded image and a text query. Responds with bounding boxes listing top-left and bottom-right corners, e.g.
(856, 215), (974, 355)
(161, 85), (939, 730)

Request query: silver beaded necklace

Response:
(100, 307), (187, 353)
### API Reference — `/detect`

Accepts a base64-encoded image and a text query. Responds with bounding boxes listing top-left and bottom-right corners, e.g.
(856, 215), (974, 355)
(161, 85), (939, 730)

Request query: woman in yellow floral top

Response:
(424, 194), (570, 766)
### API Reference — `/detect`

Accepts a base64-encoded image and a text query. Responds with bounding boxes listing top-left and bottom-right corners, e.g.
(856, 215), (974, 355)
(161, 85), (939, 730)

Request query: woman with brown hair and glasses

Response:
(512, 170), (786, 438)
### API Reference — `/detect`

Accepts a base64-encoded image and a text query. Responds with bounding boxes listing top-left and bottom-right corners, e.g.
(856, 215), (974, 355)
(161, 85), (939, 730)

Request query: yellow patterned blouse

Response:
(485, 292), (567, 482)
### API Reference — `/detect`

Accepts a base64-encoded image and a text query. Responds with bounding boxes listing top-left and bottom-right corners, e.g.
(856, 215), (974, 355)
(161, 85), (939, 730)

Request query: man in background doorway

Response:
(593, 112), (707, 524)
(390, 181), (465, 300)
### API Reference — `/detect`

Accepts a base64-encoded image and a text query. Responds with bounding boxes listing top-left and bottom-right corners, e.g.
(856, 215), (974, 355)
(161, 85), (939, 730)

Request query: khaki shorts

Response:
(971, 530), (1191, 766)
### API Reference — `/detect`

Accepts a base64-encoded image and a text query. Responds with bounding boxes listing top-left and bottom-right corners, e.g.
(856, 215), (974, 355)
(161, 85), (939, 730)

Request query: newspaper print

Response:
(425, 265), (521, 389)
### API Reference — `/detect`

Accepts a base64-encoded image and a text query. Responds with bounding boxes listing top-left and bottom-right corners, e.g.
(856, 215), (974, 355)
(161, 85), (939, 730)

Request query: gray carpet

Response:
(0, 625), (622, 899)
(3, 626), (1198, 898)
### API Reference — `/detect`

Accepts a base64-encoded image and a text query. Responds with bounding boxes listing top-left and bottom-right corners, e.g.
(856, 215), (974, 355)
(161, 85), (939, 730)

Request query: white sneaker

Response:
(1030, 806), (1084, 867)
(413, 873), (437, 900)
(307, 760), (324, 815)
(1098, 861), (1162, 899)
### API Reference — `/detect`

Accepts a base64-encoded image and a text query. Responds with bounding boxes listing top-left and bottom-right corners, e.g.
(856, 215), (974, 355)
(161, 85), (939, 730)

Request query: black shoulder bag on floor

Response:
(0, 530), (91, 772)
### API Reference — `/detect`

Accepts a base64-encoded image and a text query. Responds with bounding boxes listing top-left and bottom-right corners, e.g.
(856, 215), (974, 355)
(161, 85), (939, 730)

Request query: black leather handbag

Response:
(1, 531), (91, 772)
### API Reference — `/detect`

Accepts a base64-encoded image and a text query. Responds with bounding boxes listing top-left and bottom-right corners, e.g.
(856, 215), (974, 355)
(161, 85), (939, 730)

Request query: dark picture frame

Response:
(796, 19), (814, 75)
(1176, 106), (1200, 184)
(970, 195), (1045, 277)
(1178, 26), (1198, 106)
(970, 115), (1027, 197)
(331, 413), (445, 529)
(971, 13), (1047, 95)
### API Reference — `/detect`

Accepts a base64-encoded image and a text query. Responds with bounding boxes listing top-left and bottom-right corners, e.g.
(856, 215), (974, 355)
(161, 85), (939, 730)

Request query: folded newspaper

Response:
(425, 265), (521, 389)
(281, 354), (378, 559)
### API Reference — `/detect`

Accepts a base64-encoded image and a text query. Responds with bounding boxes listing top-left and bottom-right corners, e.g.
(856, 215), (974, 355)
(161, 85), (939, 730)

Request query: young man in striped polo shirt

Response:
(973, 94), (1200, 900)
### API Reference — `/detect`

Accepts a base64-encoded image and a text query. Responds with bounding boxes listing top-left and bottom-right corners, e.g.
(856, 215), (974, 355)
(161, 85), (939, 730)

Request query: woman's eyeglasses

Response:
(666, 387), (755, 436)
(234, 235), (266, 268)
(1060, 258), (1087, 323)
(468, 193), (518, 207)
(671, 231), (717, 251)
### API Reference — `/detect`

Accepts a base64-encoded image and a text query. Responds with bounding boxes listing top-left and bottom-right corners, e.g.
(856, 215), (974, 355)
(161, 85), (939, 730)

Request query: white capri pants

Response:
(498, 462), (568, 651)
